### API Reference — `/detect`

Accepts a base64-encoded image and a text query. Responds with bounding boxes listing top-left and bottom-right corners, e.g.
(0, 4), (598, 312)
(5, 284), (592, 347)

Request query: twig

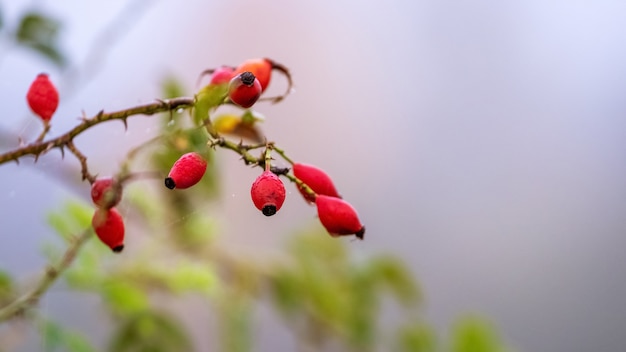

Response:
(0, 229), (93, 321)
(66, 140), (96, 183)
(0, 97), (195, 166)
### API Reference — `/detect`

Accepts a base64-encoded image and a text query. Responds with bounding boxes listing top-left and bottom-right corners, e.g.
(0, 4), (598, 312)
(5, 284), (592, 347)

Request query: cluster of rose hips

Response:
(24, 58), (365, 254)
(165, 149), (365, 241)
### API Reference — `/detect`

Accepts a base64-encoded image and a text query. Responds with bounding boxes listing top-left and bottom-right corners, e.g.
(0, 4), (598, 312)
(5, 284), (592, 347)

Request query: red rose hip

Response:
(91, 177), (123, 209)
(26, 73), (59, 122)
(92, 208), (125, 252)
(210, 66), (235, 85)
(233, 58), (273, 92)
(165, 152), (208, 189)
(315, 195), (365, 240)
(228, 71), (262, 108)
(251, 170), (286, 216)
(293, 163), (341, 203)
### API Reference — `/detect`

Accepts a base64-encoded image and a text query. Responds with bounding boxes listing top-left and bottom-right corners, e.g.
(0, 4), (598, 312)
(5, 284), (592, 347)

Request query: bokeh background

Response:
(1, 0), (626, 351)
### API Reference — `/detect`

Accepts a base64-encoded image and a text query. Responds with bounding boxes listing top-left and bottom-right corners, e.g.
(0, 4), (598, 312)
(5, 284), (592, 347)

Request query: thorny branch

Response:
(0, 93), (317, 322)
(0, 97), (195, 167)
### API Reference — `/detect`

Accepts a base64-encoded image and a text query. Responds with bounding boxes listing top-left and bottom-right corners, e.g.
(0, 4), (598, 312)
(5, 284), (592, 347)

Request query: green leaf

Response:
(66, 201), (93, 229)
(0, 270), (14, 307)
(63, 332), (97, 352)
(193, 83), (228, 125)
(15, 12), (65, 67)
(40, 320), (65, 351)
(395, 321), (437, 352)
(109, 311), (192, 352)
(270, 270), (303, 316)
(47, 200), (93, 242)
(219, 295), (252, 352)
(368, 256), (421, 306)
(161, 76), (186, 99)
(451, 316), (508, 352)
(168, 261), (216, 295)
(47, 212), (74, 242)
(102, 280), (149, 315)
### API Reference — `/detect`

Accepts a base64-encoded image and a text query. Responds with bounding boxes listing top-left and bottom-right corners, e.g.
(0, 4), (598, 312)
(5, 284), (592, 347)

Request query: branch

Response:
(0, 229), (93, 321)
(0, 97), (195, 166)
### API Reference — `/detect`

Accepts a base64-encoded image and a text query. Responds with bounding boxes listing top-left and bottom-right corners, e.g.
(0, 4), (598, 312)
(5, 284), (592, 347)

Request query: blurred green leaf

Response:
(15, 12), (65, 67)
(47, 200), (93, 243)
(219, 294), (252, 352)
(168, 261), (216, 295)
(0, 270), (14, 306)
(65, 245), (103, 290)
(162, 76), (186, 99)
(368, 256), (421, 306)
(102, 281), (149, 315)
(346, 270), (378, 349)
(396, 321), (438, 352)
(451, 316), (508, 352)
(270, 270), (303, 316)
(66, 201), (93, 228)
(63, 332), (96, 352)
(178, 213), (218, 250)
(109, 311), (192, 352)
(41, 319), (65, 351)
(47, 212), (74, 242)
(193, 83), (228, 125)
(40, 319), (96, 352)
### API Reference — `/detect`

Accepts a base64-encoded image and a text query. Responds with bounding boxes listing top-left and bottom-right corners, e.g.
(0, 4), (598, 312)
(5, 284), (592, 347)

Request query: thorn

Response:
(121, 118), (128, 131)
(13, 158), (19, 165)
(80, 110), (89, 122)
(96, 110), (104, 119)
(59, 146), (65, 159)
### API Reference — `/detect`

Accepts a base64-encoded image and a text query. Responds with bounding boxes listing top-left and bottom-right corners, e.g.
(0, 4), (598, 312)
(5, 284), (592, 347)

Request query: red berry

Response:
(251, 170), (286, 216)
(26, 73), (59, 122)
(228, 71), (262, 108)
(165, 152), (207, 189)
(210, 66), (235, 85)
(233, 58), (272, 92)
(315, 195), (365, 240)
(293, 163), (341, 203)
(92, 208), (125, 252)
(91, 177), (123, 209)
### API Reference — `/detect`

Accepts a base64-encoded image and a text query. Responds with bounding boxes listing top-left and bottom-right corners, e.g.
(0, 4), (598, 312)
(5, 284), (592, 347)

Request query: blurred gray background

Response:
(1, 0), (625, 351)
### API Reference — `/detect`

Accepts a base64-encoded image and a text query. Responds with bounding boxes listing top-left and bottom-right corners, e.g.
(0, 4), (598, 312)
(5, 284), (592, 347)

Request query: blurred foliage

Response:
(109, 311), (192, 352)
(15, 12), (65, 67)
(39, 319), (96, 352)
(451, 316), (510, 352)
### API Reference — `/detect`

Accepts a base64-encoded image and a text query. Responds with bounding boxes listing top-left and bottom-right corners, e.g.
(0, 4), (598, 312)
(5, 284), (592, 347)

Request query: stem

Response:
(35, 122), (51, 143)
(272, 145), (295, 165)
(263, 147), (272, 172)
(283, 173), (316, 200)
(0, 97), (195, 167)
(0, 229), (93, 321)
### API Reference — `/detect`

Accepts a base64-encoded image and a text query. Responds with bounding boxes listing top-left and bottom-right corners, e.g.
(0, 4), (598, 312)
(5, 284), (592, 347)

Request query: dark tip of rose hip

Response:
(240, 71), (256, 86)
(164, 177), (176, 189)
(262, 205), (277, 216)
(355, 226), (365, 240)
(112, 245), (124, 253)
